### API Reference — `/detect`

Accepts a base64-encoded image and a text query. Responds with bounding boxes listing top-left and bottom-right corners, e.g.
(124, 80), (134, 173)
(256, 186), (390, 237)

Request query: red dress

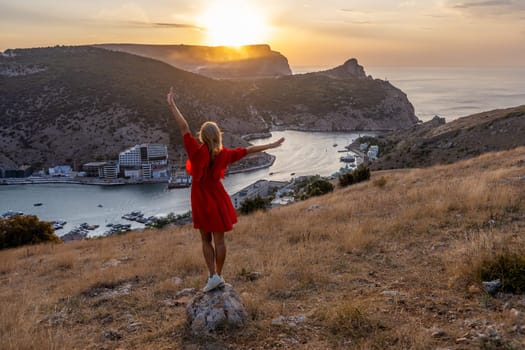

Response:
(183, 132), (247, 232)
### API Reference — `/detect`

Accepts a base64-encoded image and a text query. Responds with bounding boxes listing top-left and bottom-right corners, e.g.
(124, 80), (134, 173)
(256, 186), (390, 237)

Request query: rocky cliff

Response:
(0, 46), (417, 169)
(94, 44), (292, 79)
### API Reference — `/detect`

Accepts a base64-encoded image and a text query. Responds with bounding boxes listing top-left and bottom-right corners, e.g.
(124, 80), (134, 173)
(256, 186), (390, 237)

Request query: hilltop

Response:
(94, 43), (292, 79)
(0, 46), (417, 169)
(1, 146), (524, 349)
(367, 105), (525, 169)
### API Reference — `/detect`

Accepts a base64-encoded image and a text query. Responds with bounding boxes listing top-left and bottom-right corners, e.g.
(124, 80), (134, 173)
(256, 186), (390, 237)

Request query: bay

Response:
(0, 130), (366, 237)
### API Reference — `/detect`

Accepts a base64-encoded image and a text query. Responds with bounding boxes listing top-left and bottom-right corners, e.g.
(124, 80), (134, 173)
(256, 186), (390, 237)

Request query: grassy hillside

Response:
(0, 46), (416, 169)
(1, 147), (524, 349)
(370, 105), (525, 170)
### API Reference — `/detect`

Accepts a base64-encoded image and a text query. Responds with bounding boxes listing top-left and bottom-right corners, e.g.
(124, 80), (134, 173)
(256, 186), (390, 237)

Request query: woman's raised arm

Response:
(246, 137), (285, 154)
(167, 87), (190, 137)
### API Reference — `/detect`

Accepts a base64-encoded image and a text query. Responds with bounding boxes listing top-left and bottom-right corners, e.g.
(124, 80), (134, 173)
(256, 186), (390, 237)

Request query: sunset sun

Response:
(198, 1), (268, 47)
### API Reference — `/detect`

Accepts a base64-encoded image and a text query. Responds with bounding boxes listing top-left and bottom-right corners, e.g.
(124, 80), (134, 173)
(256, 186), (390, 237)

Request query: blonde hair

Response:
(199, 121), (222, 160)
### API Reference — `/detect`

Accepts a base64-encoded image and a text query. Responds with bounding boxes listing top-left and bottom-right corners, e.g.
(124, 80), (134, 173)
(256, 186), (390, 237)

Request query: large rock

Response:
(316, 58), (368, 80)
(186, 284), (248, 335)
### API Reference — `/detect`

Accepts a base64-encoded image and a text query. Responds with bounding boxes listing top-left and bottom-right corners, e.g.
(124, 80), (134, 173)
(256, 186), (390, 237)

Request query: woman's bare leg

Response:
(200, 230), (215, 276)
(213, 232), (226, 276)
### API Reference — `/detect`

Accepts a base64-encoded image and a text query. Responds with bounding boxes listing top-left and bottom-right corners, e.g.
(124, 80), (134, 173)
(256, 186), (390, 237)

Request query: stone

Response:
(482, 279), (501, 295)
(102, 329), (122, 341)
(186, 284), (248, 335)
(271, 315), (307, 328)
(171, 276), (183, 286)
(468, 284), (482, 294)
(509, 308), (521, 321)
(431, 329), (446, 338)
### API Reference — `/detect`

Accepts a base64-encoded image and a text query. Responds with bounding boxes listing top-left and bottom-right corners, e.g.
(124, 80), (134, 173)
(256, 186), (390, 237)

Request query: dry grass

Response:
(1, 147), (525, 349)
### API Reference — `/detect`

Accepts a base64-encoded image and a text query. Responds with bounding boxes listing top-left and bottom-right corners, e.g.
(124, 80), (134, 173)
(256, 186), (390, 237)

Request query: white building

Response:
(48, 165), (72, 176)
(119, 144), (168, 179)
(119, 146), (142, 167)
(368, 145), (379, 160)
(102, 162), (119, 179)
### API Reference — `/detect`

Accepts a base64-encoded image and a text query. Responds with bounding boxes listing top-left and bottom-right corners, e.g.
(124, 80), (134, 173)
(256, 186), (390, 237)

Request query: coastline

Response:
(0, 129), (375, 187)
(0, 156), (278, 186)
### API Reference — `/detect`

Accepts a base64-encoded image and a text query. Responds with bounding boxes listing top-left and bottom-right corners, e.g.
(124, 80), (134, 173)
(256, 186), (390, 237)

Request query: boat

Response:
(168, 154), (192, 189)
(290, 172), (296, 176)
(340, 155), (356, 163)
(97, 204), (103, 208)
(2, 210), (23, 218)
(33, 203), (43, 207)
(333, 143), (338, 147)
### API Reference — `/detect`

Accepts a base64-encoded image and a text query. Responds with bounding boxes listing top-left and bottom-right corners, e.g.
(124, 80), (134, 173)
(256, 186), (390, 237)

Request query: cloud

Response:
(446, 0), (525, 11)
(451, 0), (512, 8)
(128, 21), (201, 30)
(445, 0), (525, 19)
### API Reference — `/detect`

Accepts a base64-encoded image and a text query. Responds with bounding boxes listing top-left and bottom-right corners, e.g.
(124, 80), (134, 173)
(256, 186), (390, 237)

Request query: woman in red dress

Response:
(167, 87), (284, 292)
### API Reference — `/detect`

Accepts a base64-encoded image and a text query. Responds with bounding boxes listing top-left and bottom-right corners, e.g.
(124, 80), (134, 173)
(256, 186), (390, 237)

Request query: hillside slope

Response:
(369, 105), (525, 169)
(1, 147), (524, 349)
(0, 46), (417, 169)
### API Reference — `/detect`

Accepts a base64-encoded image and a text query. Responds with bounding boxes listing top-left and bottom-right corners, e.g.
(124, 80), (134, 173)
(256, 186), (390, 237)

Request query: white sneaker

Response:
(202, 273), (225, 292)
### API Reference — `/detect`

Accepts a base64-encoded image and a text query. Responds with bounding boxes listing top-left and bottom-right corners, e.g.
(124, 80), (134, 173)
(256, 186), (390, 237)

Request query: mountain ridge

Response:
(93, 43), (292, 79)
(0, 45), (417, 170)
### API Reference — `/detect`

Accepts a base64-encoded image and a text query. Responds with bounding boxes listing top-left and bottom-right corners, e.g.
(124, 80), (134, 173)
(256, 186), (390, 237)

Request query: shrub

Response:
(0, 215), (60, 249)
(373, 176), (387, 188)
(479, 253), (525, 293)
(239, 196), (269, 215)
(339, 165), (371, 187)
(339, 172), (354, 187)
(301, 178), (334, 200)
(321, 301), (383, 340)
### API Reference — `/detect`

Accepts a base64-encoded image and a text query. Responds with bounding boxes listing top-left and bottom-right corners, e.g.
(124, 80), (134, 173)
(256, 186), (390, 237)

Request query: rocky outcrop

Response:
(186, 284), (248, 335)
(316, 58), (368, 80)
(95, 43), (292, 79)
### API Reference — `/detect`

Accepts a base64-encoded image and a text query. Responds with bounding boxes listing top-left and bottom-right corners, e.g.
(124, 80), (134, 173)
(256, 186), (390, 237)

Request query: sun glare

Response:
(199, 1), (268, 47)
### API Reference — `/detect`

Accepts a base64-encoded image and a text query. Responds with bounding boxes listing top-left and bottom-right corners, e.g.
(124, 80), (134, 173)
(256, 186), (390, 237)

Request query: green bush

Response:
(303, 178), (334, 199)
(339, 165), (371, 187)
(239, 196), (269, 215)
(480, 253), (525, 293)
(0, 215), (60, 249)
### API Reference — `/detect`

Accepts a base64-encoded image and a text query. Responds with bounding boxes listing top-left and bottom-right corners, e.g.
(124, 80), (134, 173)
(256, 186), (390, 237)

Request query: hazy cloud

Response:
(446, 0), (525, 11)
(150, 22), (203, 29)
(452, 0), (512, 8)
(446, 0), (525, 19)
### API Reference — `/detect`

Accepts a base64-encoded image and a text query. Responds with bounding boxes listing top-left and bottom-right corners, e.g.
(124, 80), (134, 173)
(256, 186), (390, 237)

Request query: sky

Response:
(0, 0), (524, 68)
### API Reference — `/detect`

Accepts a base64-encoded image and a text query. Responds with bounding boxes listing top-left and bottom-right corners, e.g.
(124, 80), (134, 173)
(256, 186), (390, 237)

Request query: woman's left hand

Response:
(271, 137), (285, 148)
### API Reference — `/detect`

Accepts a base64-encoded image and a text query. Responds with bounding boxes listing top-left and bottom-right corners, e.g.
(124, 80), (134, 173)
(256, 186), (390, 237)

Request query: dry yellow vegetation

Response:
(1, 147), (525, 349)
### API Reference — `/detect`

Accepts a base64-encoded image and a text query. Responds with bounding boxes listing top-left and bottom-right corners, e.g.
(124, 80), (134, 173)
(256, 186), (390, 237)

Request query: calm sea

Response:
(2, 66), (524, 236)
